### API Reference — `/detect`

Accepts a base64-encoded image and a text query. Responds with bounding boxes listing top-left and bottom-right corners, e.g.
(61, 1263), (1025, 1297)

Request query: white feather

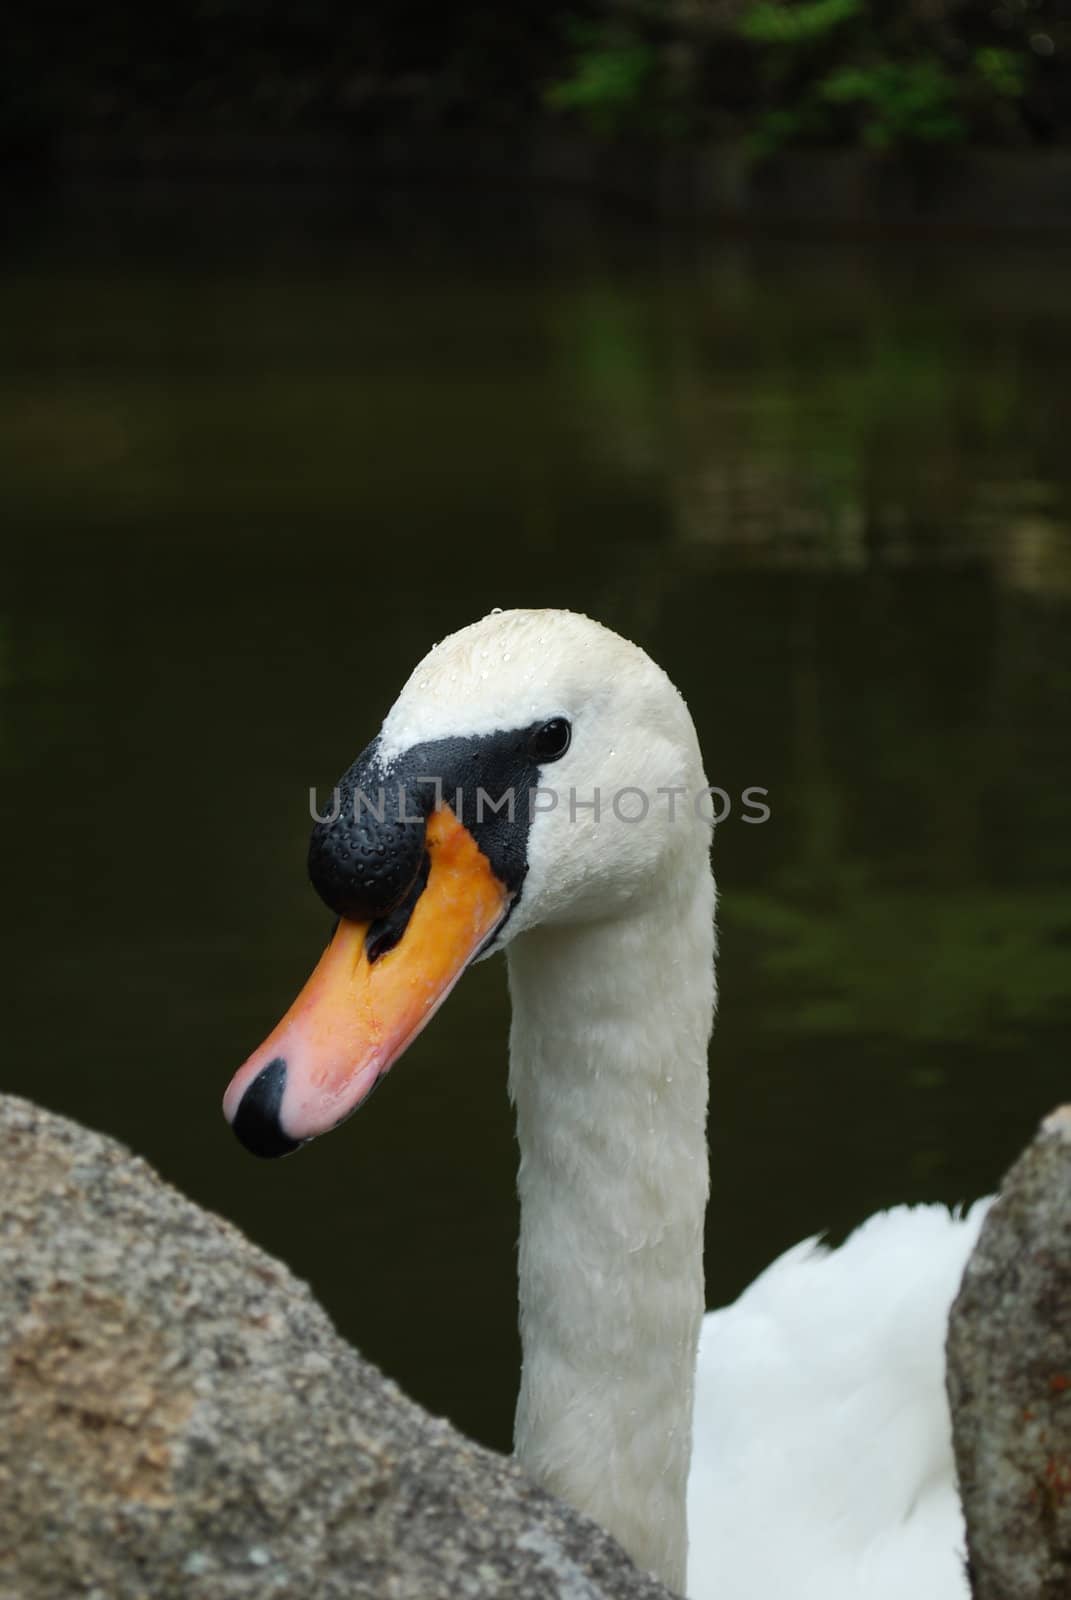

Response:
(687, 1201), (990, 1599)
(374, 608), (991, 1599)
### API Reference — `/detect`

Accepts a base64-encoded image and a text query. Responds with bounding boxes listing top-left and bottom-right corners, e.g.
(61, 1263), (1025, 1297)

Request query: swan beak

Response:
(222, 807), (510, 1157)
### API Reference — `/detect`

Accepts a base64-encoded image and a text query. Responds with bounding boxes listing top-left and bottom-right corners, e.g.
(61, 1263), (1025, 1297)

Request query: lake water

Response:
(2, 183), (1069, 1450)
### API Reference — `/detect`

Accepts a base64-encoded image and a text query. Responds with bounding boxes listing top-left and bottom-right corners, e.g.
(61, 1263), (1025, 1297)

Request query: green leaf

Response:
(738, 0), (862, 47)
(973, 47), (1026, 100)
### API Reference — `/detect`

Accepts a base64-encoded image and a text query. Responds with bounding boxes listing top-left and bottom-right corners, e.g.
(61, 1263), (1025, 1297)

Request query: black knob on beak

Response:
(308, 740), (428, 923)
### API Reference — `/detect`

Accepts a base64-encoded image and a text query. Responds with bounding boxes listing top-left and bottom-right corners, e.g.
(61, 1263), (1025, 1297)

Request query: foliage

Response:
(973, 47), (1027, 102)
(544, 26), (657, 135)
(817, 61), (966, 150)
(543, 0), (1063, 152)
(737, 0), (862, 48)
(729, 0), (1046, 153)
(1, 0), (1067, 153)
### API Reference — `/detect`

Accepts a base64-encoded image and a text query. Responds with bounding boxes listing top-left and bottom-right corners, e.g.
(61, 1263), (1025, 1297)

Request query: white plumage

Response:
(688, 1201), (989, 1598)
(301, 608), (993, 1596)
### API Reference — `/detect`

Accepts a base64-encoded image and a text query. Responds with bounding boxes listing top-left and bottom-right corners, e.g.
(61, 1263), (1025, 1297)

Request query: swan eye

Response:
(530, 718), (571, 762)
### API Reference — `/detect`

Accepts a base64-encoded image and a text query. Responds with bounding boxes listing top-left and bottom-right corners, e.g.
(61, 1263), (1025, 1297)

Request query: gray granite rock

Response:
(0, 1094), (674, 1600)
(947, 1106), (1071, 1600)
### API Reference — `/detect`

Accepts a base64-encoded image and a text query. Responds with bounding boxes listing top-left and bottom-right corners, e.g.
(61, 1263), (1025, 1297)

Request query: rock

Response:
(0, 1094), (673, 1600)
(947, 1106), (1071, 1600)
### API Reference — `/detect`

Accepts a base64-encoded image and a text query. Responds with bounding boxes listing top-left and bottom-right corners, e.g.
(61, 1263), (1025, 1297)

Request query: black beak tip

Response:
(230, 1057), (303, 1160)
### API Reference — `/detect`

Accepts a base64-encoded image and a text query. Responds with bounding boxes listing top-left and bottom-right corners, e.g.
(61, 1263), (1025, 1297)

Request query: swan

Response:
(222, 607), (988, 1599)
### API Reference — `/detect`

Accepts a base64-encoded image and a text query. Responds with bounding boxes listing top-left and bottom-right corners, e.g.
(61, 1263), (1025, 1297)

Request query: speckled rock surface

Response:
(947, 1106), (1071, 1600)
(0, 1094), (673, 1600)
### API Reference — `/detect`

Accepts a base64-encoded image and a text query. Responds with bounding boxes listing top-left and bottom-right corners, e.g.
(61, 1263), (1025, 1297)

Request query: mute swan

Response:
(223, 607), (988, 1599)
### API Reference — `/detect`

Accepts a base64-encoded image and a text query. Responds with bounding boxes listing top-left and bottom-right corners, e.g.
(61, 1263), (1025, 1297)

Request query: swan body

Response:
(225, 607), (988, 1599)
(688, 1201), (989, 1599)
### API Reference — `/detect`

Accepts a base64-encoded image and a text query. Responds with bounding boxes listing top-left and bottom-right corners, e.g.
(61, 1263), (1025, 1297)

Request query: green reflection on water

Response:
(1, 190), (1069, 1450)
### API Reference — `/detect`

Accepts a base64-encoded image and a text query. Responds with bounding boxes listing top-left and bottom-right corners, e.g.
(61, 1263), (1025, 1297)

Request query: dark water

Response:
(2, 186), (1070, 1451)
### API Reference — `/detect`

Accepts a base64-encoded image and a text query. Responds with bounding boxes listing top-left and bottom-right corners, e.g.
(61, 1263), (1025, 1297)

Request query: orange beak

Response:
(223, 806), (511, 1155)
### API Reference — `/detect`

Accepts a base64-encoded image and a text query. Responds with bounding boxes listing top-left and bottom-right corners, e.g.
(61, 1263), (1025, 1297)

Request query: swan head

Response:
(223, 608), (709, 1157)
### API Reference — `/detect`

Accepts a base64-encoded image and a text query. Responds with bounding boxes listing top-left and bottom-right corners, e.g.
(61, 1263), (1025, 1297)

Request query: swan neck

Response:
(506, 870), (714, 1591)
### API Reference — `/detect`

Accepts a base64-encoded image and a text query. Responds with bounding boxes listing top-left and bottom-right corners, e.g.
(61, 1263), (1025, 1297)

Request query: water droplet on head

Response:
(490, 606), (504, 616)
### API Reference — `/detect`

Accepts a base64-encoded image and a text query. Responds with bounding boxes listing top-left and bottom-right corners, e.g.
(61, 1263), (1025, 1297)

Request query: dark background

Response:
(4, 0), (1071, 159)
